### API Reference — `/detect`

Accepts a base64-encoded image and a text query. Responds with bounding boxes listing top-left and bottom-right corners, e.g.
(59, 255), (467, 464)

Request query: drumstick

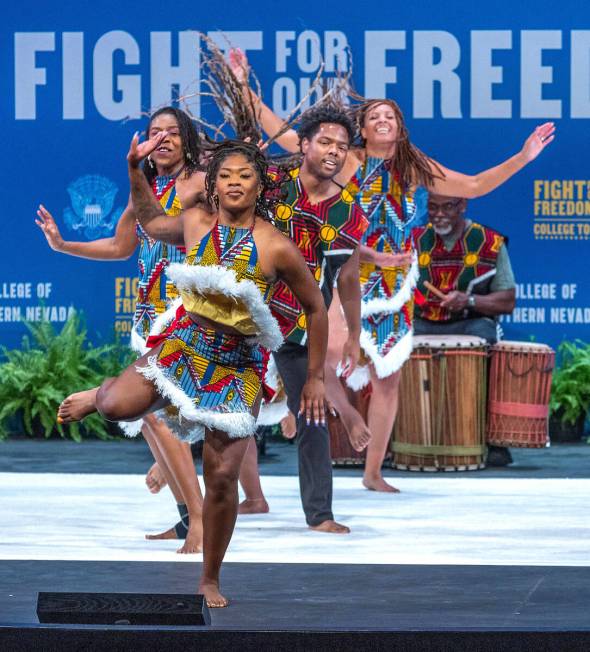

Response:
(424, 281), (447, 301)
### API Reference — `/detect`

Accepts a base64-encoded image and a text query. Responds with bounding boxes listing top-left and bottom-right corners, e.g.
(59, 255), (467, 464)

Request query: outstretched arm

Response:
(274, 236), (328, 425)
(36, 201), (138, 260)
(127, 132), (184, 245)
(229, 48), (300, 154)
(427, 122), (556, 198)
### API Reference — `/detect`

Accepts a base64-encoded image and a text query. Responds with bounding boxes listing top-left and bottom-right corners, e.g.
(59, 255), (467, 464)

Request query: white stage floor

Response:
(1, 473), (588, 566)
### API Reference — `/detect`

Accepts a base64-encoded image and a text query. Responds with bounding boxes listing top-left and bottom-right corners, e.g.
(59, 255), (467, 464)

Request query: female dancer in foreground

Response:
(36, 107), (206, 552)
(96, 134), (328, 607)
(230, 46), (555, 491)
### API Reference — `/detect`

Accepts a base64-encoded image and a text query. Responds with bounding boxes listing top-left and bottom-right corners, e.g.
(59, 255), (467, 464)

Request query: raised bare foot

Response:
(57, 388), (98, 423)
(363, 476), (401, 493)
(198, 581), (229, 608)
(238, 498), (270, 515)
(177, 524), (203, 554)
(309, 519), (350, 534)
(145, 462), (168, 494)
(280, 412), (296, 439)
(347, 420), (371, 452)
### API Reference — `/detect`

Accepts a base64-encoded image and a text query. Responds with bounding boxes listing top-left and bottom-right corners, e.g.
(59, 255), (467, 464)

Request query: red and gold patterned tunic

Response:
(413, 222), (504, 321)
(270, 167), (368, 345)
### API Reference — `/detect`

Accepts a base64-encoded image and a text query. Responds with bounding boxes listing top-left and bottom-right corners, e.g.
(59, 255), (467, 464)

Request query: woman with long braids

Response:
(229, 48), (555, 492)
(95, 135), (328, 607)
(36, 107), (207, 552)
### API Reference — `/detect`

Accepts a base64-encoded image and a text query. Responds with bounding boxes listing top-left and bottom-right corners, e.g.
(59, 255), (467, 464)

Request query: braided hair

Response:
(355, 99), (443, 189)
(142, 106), (203, 185)
(205, 140), (282, 220)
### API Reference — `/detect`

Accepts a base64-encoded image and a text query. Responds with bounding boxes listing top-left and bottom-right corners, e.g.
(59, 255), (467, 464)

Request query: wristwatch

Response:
(467, 295), (476, 309)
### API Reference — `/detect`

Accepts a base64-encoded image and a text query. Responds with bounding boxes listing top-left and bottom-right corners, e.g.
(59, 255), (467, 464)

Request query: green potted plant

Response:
(549, 340), (590, 442)
(0, 312), (135, 442)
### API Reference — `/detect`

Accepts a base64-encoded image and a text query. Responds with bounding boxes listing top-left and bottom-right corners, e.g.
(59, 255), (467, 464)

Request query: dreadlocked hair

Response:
(297, 105), (355, 148)
(197, 34), (263, 143)
(355, 99), (444, 189)
(205, 140), (283, 221)
(142, 106), (203, 185)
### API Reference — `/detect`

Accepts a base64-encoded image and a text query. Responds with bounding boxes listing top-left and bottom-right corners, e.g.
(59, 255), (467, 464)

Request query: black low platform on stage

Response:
(36, 591), (210, 626)
(1, 561), (589, 651)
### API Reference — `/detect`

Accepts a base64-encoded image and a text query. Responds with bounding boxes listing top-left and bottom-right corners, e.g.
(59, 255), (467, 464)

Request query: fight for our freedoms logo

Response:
(63, 174), (125, 238)
(533, 179), (590, 240)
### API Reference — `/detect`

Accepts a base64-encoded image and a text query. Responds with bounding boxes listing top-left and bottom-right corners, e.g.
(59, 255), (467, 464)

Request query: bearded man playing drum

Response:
(412, 192), (516, 466)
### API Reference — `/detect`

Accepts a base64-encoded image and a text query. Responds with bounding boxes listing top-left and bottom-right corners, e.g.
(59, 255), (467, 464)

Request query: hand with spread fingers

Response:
(299, 377), (326, 427)
(127, 130), (168, 168)
(229, 47), (250, 85)
(521, 122), (556, 163)
(35, 204), (66, 252)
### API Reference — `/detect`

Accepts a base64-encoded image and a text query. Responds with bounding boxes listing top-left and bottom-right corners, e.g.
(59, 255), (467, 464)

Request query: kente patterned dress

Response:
(131, 174), (186, 353)
(345, 156), (427, 388)
(124, 222), (283, 442)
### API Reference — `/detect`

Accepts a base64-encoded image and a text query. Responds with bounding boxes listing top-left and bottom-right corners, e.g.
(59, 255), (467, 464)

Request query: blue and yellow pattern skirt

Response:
(128, 305), (270, 442)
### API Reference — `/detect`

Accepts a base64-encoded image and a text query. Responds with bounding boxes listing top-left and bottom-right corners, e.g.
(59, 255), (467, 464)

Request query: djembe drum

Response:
(486, 341), (554, 447)
(328, 384), (370, 466)
(392, 335), (488, 471)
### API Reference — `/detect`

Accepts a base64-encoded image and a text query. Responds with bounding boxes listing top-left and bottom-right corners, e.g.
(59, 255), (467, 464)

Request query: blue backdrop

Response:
(3, 0), (588, 349)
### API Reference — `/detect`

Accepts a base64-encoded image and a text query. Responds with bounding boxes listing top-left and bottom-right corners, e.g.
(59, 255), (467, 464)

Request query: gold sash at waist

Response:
(180, 290), (259, 336)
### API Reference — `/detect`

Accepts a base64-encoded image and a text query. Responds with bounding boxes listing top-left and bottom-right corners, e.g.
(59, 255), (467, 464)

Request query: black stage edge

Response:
(2, 561), (589, 651)
(2, 627), (590, 652)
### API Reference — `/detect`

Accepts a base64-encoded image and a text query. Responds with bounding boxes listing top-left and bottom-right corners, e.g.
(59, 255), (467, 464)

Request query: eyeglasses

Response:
(427, 199), (462, 214)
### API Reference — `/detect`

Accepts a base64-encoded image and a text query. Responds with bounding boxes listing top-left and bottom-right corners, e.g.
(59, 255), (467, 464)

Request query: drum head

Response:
(493, 340), (553, 353)
(412, 334), (487, 349)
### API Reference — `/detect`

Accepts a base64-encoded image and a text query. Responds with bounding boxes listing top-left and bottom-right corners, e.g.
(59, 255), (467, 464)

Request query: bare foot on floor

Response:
(238, 498), (270, 515)
(57, 388), (98, 423)
(145, 526), (177, 541)
(199, 581), (229, 608)
(363, 476), (401, 493)
(309, 519), (350, 534)
(145, 462), (168, 494)
(280, 412), (296, 439)
(177, 524), (203, 554)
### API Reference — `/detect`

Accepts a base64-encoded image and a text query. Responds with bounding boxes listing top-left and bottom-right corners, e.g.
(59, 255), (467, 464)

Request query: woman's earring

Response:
(147, 155), (155, 169)
(185, 151), (193, 162)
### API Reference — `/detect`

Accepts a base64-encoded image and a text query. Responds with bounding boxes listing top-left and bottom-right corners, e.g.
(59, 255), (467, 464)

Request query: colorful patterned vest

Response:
(413, 221), (504, 322)
(133, 174), (186, 338)
(269, 167), (368, 345)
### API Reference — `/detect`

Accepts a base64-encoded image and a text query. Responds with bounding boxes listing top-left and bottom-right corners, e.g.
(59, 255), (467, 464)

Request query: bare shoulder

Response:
(338, 149), (363, 184)
(254, 219), (289, 248)
(253, 219), (300, 267)
(350, 147), (365, 163)
(182, 204), (216, 232)
(177, 170), (207, 208)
